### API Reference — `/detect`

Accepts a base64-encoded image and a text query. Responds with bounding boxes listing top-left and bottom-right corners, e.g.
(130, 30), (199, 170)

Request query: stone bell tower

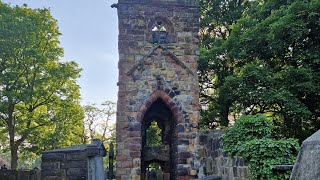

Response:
(113, 0), (200, 179)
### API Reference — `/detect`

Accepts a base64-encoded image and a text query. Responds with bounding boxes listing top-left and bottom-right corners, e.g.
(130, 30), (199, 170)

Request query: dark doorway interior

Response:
(141, 99), (177, 180)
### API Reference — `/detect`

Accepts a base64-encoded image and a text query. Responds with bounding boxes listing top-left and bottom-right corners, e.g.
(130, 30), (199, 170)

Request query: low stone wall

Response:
(0, 169), (40, 180)
(198, 130), (250, 180)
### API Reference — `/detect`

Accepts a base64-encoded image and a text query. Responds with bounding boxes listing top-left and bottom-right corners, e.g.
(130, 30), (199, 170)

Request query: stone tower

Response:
(113, 0), (200, 179)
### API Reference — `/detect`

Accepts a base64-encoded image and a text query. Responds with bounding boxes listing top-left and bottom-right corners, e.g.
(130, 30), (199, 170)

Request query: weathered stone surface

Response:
(115, 0), (200, 179)
(272, 165), (294, 171)
(202, 175), (222, 180)
(41, 139), (107, 180)
(197, 130), (250, 180)
(290, 129), (320, 180)
(0, 169), (41, 180)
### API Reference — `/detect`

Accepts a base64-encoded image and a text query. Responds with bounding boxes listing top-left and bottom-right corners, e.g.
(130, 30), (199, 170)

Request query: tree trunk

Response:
(8, 104), (18, 169)
(219, 100), (230, 127)
(10, 146), (18, 170)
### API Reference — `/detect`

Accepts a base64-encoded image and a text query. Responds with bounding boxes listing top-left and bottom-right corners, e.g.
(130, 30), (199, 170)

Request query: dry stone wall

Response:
(198, 130), (250, 180)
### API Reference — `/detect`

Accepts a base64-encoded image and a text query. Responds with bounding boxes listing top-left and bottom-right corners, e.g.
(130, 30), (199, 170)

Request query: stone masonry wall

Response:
(41, 139), (106, 180)
(41, 147), (88, 180)
(115, 0), (200, 179)
(0, 169), (40, 180)
(198, 130), (250, 180)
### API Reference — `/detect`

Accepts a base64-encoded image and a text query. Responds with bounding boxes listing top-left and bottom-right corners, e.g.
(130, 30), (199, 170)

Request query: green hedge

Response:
(223, 114), (299, 179)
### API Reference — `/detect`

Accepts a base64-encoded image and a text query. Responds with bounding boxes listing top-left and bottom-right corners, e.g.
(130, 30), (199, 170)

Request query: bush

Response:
(223, 114), (299, 179)
(240, 138), (299, 180)
(223, 114), (273, 155)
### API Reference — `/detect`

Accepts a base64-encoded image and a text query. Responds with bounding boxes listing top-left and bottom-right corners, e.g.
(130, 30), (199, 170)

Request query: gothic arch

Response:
(148, 16), (174, 34)
(136, 90), (184, 124)
(147, 15), (176, 44)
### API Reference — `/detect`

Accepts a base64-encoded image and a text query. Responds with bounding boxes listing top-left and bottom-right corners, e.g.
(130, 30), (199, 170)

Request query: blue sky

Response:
(2, 0), (119, 105)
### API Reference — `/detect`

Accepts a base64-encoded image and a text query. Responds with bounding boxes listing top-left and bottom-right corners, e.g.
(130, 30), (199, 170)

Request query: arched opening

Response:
(146, 162), (163, 180)
(141, 98), (177, 180)
(148, 16), (176, 44)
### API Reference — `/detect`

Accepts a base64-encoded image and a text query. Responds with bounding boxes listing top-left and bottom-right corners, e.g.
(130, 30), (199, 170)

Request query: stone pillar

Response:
(87, 139), (107, 180)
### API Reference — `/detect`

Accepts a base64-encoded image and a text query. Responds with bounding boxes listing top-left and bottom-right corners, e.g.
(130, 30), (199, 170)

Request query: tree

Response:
(82, 101), (116, 144)
(199, 0), (320, 141)
(199, 0), (251, 128)
(0, 2), (84, 169)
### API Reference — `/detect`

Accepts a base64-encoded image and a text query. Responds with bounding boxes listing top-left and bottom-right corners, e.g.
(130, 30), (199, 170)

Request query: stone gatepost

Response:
(41, 139), (107, 180)
(112, 0), (200, 179)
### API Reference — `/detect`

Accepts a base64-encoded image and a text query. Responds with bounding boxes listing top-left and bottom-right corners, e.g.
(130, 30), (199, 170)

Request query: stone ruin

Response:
(112, 0), (200, 179)
(2, 0), (320, 179)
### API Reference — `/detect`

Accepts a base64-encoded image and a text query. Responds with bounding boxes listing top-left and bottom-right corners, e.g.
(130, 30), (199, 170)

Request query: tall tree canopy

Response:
(0, 2), (84, 169)
(199, 0), (320, 141)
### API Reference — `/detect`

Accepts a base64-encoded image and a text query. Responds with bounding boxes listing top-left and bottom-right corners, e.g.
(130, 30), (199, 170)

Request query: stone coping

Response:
(272, 165), (294, 171)
(42, 139), (107, 157)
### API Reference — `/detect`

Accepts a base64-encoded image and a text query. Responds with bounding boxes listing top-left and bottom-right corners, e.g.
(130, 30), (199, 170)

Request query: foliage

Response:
(82, 101), (116, 144)
(240, 138), (299, 180)
(146, 121), (162, 147)
(223, 115), (299, 179)
(199, 0), (320, 141)
(199, 0), (250, 128)
(0, 2), (84, 169)
(223, 114), (272, 155)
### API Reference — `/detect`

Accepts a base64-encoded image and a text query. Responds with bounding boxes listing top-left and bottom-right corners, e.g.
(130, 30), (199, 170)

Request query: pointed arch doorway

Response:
(138, 91), (181, 180)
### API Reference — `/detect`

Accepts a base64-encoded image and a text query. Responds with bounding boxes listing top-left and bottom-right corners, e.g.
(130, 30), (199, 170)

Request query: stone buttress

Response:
(113, 0), (200, 179)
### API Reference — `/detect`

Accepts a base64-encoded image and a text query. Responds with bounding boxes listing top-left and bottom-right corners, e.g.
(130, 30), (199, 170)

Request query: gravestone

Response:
(112, 0), (200, 179)
(290, 129), (320, 180)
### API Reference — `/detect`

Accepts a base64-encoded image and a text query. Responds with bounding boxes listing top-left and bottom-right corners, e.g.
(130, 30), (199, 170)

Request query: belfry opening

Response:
(141, 98), (177, 179)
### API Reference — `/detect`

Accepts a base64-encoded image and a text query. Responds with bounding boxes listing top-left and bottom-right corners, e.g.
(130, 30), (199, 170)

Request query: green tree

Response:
(199, 0), (320, 141)
(199, 0), (251, 127)
(0, 2), (84, 169)
(146, 121), (162, 147)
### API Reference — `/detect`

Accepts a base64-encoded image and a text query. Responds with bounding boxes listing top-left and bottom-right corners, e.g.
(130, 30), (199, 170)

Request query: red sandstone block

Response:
(145, 99), (152, 108)
(128, 131), (140, 137)
(129, 144), (141, 151)
(122, 160), (133, 168)
(136, 112), (143, 123)
(140, 105), (147, 114)
(162, 93), (171, 103)
(167, 99), (176, 108)
(177, 176), (190, 180)
(117, 168), (127, 175)
(116, 155), (127, 161)
(130, 151), (141, 157)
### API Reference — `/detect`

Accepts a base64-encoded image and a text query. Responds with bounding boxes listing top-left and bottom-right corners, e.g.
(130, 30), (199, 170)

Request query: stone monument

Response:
(112, 0), (200, 179)
(290, 129), (320, 180)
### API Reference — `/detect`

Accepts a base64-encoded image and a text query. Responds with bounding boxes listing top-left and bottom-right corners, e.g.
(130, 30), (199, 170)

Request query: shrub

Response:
(223, 114), (273, 155)
(223, 114), (299, 179)
(240, 138), (299, 180)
